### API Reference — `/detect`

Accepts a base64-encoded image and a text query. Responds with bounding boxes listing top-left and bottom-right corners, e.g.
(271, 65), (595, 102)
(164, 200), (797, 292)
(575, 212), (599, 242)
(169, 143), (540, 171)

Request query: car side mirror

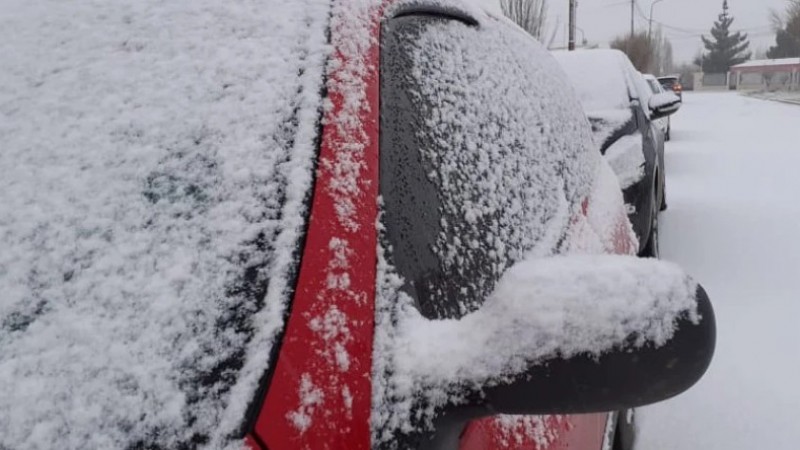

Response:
(649, 92), (681, 119)
(391, 255), (715, 449)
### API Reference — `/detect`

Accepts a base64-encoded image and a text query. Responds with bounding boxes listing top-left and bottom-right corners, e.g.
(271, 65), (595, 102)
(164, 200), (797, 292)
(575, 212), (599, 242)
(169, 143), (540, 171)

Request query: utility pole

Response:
(648, 0), (665, 42)
(568, 0), (577, 51)
(630, 0), (635, 37)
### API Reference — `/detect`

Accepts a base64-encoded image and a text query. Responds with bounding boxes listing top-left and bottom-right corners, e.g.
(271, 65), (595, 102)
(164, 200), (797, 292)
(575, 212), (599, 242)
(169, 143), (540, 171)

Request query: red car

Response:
(0, 1), (714, 449)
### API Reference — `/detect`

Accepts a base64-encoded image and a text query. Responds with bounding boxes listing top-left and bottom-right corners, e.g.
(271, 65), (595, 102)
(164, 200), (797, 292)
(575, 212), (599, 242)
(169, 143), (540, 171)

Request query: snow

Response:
(603, 134), (646, 189)
(745, 90), (800, 106)
(551, 49), (637, 115)
(731, 57), (800, 69)
(648, 92), (681, 111)
(637, 92), (800, 449)
(323, 0), (378, 233)
(0, 0), (331, 448)
(287, 374), (325, 434)
(393, 11), (597, 316)
(551, 50), (644, 152)
(563, 162), (639, 256)
(601, 413), (617, 450)
(495, 416), (563, 448)
(399, 254), (699, 379)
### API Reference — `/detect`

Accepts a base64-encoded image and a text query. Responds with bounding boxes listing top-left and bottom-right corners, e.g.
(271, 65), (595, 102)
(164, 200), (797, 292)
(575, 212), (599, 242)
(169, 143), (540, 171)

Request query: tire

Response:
(613, 409), (637, 450)
(641, 192), (660, 258)
(660, 174), (668, 211)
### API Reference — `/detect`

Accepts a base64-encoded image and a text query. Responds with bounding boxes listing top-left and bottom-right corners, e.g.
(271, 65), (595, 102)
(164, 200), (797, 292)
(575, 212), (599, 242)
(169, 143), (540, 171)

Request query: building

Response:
(730, 58), (800, 91)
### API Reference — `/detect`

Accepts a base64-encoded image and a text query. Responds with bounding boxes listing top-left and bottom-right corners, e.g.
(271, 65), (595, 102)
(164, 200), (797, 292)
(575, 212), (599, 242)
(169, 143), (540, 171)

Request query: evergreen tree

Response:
(767, 0), (800, 59)
(699, 0), (751, 72)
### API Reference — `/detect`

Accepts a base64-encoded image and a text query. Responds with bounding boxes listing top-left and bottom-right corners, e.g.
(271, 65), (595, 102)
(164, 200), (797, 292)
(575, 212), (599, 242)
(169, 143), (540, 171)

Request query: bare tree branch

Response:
(501, 0), (548, 40)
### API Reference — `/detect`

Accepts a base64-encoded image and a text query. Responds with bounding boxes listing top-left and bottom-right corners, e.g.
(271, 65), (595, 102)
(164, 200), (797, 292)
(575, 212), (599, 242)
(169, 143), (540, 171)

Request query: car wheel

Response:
(613, 409), (637, 450)
(660, 175), (667, 211)
(641, 192), (660, 258)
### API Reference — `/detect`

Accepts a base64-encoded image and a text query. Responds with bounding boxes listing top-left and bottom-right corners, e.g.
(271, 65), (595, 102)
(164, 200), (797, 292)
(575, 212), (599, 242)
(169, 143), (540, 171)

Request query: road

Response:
(637, 92), (800, 449)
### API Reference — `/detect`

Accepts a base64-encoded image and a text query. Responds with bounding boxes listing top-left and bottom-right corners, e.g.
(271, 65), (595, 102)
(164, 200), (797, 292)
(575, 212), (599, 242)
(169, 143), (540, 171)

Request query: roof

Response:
(731, 58), (800, 73)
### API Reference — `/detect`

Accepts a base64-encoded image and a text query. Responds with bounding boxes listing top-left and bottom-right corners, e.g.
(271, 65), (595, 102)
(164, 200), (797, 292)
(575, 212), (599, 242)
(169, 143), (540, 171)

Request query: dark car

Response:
(658, 75), (684, 100)
(0, 1), (713, 449)
(553, 49), (681, 258)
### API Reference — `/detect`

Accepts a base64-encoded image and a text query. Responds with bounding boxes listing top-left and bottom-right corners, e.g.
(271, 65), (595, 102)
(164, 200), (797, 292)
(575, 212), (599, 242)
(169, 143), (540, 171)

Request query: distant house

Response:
(730, 58), (800, 91)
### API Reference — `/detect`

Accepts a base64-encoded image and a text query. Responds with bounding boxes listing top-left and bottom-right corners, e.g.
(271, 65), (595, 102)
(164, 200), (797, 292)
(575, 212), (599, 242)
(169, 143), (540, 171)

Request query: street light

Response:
(648, 0), (666, 42)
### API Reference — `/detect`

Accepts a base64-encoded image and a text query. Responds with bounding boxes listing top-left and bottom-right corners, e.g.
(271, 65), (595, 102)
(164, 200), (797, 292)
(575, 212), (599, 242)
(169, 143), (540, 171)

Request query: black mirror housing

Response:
(376, 255), (717, 450)
(417, 286), (715, 450)
(481, 284), (715, 415)
(650, 92), (682, 119)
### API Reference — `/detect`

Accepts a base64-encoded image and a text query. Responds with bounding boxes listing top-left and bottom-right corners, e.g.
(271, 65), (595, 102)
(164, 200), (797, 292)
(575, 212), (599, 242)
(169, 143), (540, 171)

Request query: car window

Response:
(379, 14), (598, 320)
(659, 77), (678, 88)
(634, 74), (654, 112)
(647, 79), (663, 94)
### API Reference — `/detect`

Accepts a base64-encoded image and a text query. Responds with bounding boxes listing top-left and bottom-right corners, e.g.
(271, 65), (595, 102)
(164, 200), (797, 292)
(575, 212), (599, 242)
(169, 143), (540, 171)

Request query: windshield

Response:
(552, 50), (633, 114)
(0, 1), (328, 448)
(659, 77), (679, 88)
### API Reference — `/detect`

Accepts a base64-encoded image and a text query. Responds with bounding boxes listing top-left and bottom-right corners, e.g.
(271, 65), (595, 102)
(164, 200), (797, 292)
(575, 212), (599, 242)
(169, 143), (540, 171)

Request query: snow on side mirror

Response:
(649, 92), (681, 119)
(389, 255), (715, 447)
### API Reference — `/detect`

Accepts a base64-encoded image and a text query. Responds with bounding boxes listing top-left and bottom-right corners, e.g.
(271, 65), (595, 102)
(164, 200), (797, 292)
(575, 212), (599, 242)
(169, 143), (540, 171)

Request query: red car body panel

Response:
(248, 5), (383, 450)
(461, 415), (608, 450)
(248, 2), (635, 449)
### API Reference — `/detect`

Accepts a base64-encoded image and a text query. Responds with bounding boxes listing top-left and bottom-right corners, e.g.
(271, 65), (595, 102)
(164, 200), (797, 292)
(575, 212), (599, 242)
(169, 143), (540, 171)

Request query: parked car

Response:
(552, 49), (681, 257)
(1, 1), (714, 450)
(658, 75), (684, 100)
(644, 73), (678, 141)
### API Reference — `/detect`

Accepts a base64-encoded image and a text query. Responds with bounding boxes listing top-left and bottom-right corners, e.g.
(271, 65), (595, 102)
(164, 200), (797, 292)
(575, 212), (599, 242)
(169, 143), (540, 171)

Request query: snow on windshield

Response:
(552, 49), (635, 113)
(0, 0), (330, 448)
(552, 50), (637, 147)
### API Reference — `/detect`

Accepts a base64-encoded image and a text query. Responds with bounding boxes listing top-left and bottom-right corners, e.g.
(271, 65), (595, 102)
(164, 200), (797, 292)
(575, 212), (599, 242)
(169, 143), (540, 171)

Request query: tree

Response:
(610, 28), (674, 74)
(767, 0), (800, 58)
(501, 0), (547, 39)
(698, 0), (751, 73)
(674, 62), (700, 90)
(650, 27), (675, 75)
(610, 32), (654, 73)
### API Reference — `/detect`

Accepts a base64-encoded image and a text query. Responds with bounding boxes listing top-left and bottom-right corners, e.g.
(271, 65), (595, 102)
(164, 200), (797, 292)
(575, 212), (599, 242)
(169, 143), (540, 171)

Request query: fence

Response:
(735, 71), (800, 91)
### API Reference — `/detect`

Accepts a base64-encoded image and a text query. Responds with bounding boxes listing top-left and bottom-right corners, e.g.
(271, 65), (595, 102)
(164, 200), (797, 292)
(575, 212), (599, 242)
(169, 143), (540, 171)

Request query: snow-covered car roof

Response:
(0, 0), (330, 447)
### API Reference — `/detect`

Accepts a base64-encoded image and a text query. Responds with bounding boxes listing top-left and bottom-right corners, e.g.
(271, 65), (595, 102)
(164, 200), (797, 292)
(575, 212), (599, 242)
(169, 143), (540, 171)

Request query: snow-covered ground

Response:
(637, 92), (800, 449)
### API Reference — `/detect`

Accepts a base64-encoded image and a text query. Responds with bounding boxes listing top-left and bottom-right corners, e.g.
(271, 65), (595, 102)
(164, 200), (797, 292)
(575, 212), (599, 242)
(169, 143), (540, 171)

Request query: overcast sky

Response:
(546, 0), (789, 63)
